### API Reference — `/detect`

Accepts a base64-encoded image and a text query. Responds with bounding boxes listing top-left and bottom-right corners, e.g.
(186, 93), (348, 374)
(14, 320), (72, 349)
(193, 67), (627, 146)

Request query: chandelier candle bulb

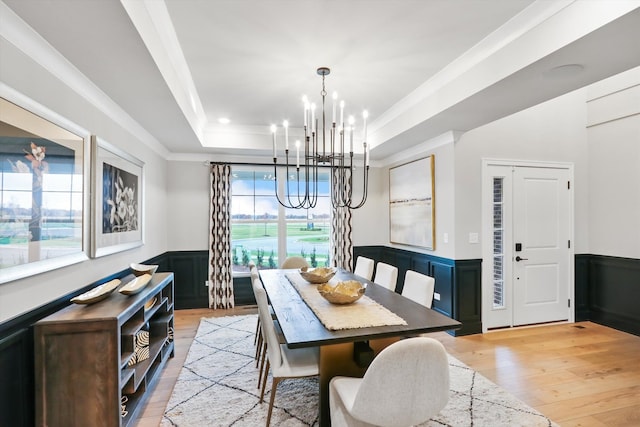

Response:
(349, 116), (355, 153)
(303, 96), (308, 128)
(295, 140), (300, 168)
(366, 142), (370, 167)
(340, 100), (345, 128)
(283, 120), (289, 150)
(311, 103), (316, 133)
(271, 124), (277, 158)
(332, 92), (337, 124)
(363, 110), (369, 143)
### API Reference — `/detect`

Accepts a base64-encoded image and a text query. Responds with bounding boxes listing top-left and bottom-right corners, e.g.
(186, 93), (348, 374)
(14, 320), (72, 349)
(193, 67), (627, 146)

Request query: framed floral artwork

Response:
(389, 155), (435, 250)
(90, 136), (144, 258)
(0, 84), (90, 284)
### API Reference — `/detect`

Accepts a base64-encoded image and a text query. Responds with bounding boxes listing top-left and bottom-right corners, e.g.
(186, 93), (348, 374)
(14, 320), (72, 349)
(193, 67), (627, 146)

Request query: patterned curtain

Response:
(208, 163), (234, 309)
(331, 169), (353, 270)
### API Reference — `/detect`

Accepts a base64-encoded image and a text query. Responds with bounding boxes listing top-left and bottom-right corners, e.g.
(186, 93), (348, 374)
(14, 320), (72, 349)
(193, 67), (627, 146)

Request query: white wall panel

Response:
(0, 38), (168, 322)
(454, 89), (589, 259)
(587, 70), (640, 258)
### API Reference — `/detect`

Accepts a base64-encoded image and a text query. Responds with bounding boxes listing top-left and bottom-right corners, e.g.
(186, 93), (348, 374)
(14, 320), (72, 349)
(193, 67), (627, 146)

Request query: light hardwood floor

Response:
(136, 308), (640, 427)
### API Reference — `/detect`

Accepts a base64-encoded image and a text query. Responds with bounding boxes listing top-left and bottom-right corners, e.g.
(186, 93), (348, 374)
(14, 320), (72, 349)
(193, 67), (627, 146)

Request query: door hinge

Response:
(568, 240), (571, 249)
(568, 299), (571, 308)
(567, 181), (571, 190)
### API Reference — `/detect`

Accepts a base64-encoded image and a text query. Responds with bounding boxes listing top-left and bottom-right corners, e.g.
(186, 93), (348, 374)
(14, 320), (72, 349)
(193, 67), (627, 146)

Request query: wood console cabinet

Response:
(35, 272), (175, 427)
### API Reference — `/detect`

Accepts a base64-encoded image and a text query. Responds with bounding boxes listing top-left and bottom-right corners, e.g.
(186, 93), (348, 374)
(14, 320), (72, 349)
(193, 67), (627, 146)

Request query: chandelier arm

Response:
(350, 165), (370, 209)
(348, 149), (370, 209)
(275, 160), (297, 209)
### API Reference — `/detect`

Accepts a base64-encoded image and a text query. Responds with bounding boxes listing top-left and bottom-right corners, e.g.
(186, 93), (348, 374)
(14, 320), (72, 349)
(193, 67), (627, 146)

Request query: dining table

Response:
(259, 268), (462, 427)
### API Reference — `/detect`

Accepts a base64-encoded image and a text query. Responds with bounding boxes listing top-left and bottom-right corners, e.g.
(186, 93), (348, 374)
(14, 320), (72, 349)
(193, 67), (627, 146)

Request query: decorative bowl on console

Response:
(130, 263), (159, 277)
(70, 279), (122, 305)
(119, 274), (153, 296)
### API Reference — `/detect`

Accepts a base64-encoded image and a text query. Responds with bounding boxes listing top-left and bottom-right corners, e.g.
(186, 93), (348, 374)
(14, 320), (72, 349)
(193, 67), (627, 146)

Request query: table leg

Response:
(318, 337), (399, 427)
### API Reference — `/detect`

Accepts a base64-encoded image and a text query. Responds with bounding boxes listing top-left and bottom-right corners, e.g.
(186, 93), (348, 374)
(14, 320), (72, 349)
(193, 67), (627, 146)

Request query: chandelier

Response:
(270, 67), (369, 209)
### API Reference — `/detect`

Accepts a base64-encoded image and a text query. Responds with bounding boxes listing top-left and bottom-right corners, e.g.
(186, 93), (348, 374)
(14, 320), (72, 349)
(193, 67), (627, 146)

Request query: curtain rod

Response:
(206, 161), (341, 169)
(207, 161), (273, 167)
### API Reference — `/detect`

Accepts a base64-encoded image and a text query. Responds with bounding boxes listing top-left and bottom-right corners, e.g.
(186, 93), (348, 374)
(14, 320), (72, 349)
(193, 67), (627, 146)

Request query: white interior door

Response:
(482, 162), (573, 331)
(512, 167), (571, 326)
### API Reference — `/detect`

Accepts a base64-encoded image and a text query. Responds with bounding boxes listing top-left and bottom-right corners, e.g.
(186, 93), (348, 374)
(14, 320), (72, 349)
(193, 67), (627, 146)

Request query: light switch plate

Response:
(469, 232), (479, 244)
(434, 292), (441, 301)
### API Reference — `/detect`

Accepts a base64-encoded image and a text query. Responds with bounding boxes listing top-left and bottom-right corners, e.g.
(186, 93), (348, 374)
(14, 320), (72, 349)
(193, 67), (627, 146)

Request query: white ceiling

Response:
(3, 0), (640, 160)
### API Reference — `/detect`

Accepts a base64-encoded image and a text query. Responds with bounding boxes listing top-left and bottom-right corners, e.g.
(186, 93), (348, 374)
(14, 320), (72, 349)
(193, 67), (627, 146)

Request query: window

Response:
(230, 165), (331, 273)
(492, 177), (504, 308)
(1, 152), (82, 267)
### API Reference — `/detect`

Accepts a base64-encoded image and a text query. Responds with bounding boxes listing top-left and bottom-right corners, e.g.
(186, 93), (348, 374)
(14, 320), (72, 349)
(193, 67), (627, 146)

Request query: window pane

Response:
(42, 173), (72, 191)
(231, 170), (256, 195)
(231, 166), (332, 273)
(231, 167), (278, 272)
(231, 195), (255, 219)
(3, 172), (32, 191)
(492, 177), (505, 309)
(42, 192), (71, 215)
(1, 190), (32, 211)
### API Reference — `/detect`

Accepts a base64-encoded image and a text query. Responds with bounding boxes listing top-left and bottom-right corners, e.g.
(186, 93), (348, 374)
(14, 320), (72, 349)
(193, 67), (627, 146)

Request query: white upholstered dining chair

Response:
(353, 256), (374, 281)
(401, 270), (435, 308)
(329, 337), (450, 427)
(254, 283), (319, 426)
(372, 262), (398, 291)
(280, 256), (310, 269)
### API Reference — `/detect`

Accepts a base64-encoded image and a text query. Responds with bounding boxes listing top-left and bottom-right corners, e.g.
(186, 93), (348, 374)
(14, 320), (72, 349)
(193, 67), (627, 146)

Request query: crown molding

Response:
(0, 1), (170, 158)
(121, 0), (207, 147)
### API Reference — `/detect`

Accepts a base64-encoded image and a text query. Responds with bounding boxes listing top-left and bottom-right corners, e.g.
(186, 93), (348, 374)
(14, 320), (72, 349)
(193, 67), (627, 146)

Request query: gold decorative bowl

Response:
(130, 263), (159, 277)
(299, 267), (337, 284)
(317, 280), (366, 304)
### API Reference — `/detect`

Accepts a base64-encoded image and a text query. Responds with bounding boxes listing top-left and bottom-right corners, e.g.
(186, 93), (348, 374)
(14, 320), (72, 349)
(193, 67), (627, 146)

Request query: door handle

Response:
(515, 256), (528, 262)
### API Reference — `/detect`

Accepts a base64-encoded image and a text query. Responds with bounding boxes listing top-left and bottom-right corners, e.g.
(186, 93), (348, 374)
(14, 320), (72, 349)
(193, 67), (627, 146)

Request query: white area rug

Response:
(161, 315), (556, 426)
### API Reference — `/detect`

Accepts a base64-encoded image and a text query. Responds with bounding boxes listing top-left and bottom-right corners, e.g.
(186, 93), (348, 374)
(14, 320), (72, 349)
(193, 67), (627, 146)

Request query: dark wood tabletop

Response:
(259, 268), (461, 348)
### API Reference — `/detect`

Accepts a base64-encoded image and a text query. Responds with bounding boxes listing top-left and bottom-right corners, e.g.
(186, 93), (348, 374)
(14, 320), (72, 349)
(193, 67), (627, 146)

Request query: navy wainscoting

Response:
(1, 250), (639, 426)
(354, 246), (482, 336)
(581, 254), (640, 336)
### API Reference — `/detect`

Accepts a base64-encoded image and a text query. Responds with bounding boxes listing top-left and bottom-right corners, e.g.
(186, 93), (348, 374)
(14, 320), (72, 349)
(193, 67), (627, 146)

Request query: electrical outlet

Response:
(204, 280), (210, 288)
(434, 292), (441, 301)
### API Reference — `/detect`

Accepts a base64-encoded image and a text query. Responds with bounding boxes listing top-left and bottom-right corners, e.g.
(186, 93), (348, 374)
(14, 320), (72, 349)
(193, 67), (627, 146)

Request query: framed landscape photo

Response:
(91, 136), (144, 258)
(389, 155), (435, 249)
(0, 84), (90, 284)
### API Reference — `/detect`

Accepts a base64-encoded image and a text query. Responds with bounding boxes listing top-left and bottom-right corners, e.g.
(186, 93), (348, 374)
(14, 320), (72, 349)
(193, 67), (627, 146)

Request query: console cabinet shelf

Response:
(35, 272), (175, 427)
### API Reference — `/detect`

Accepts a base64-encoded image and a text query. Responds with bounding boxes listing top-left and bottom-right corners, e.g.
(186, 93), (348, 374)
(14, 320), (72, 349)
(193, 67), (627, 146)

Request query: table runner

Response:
(285, 273), (407, 331)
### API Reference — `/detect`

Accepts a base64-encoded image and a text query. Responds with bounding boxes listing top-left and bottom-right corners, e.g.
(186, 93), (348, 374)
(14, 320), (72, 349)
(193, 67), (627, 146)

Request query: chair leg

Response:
(258, 341), (267, 389)
(260, 359), (270, 403)
(254, 317), (261, 346)
(255, 332), (263, 366)
(265, 376), (281, 427)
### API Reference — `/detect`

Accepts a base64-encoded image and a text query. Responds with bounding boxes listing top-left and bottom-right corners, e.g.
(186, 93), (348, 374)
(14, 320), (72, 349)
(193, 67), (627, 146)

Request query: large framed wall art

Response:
(389, 155), (435, 250)
(0, 84), (90, 284)
(91, 136), (144, 258)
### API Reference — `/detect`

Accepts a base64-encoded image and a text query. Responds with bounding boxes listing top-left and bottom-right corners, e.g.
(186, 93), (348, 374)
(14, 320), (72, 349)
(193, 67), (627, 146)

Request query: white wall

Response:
(368, 134), (457, 259)
(0, 38), (168, 322)
(453, 88), (590, 260)
(350, 166), (388, 247)
(586, 67), (640, 258)
(167, 161), (210, 250)
(165, 159), (389, 251)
